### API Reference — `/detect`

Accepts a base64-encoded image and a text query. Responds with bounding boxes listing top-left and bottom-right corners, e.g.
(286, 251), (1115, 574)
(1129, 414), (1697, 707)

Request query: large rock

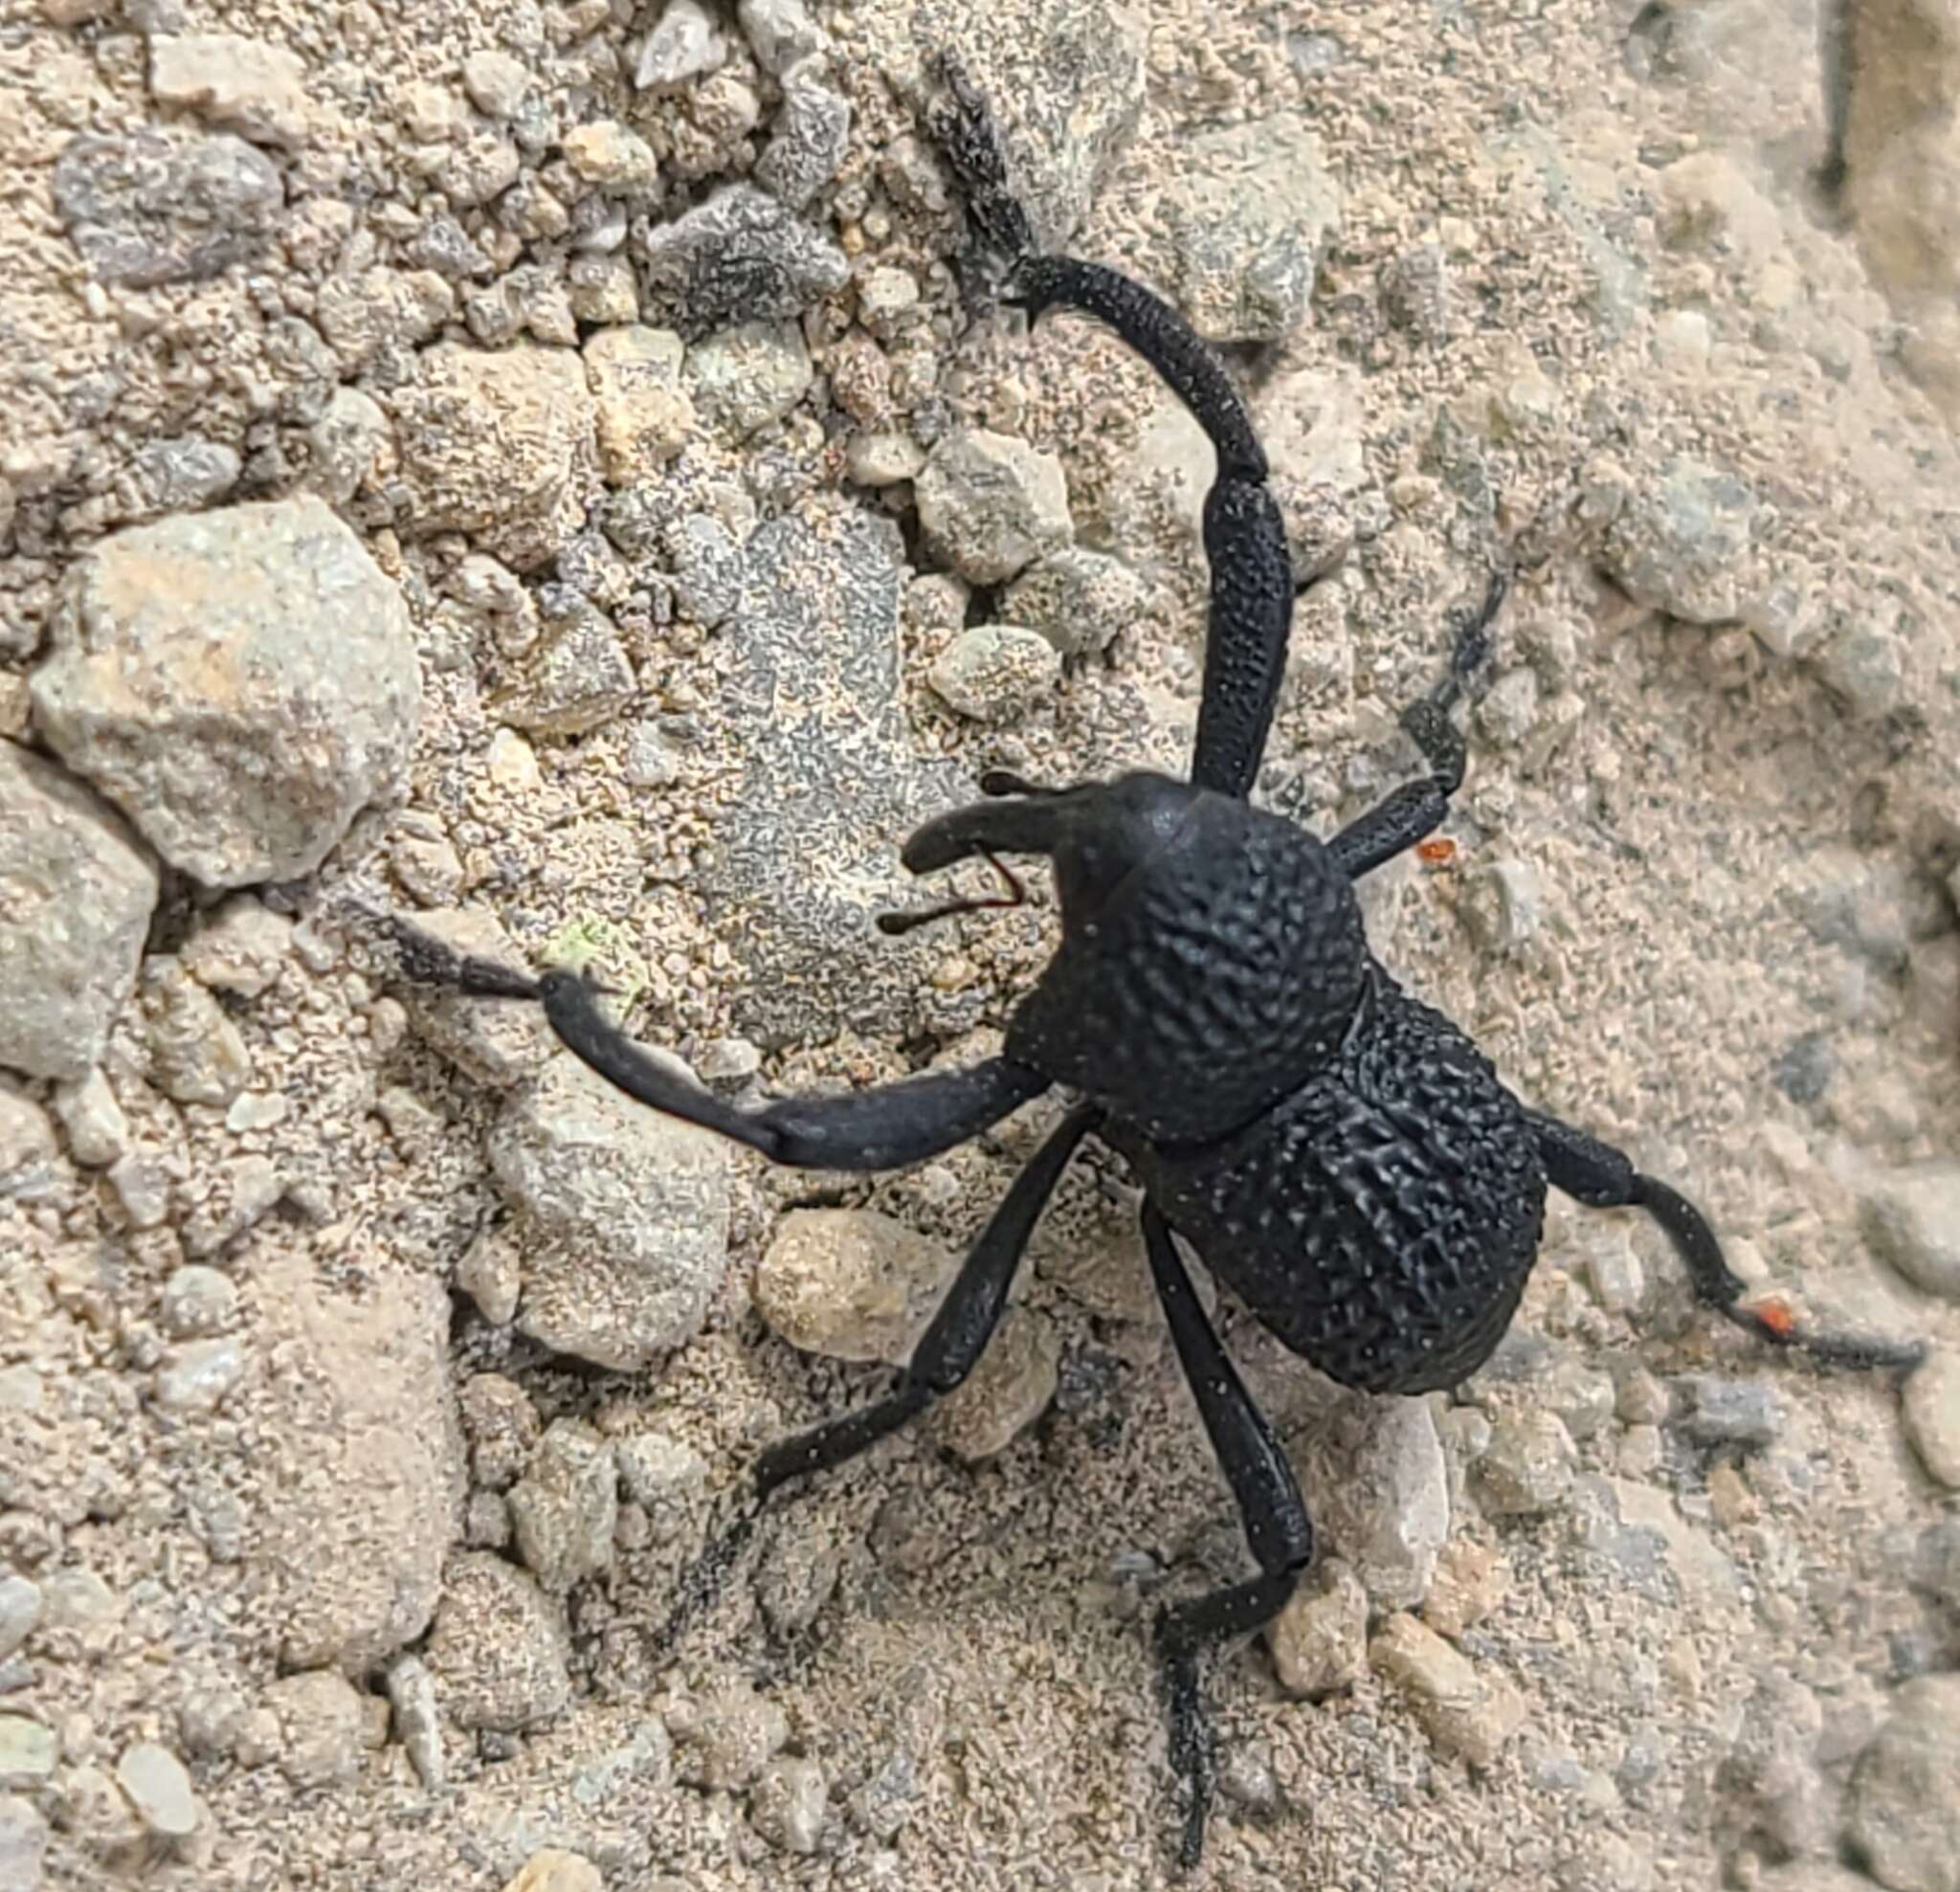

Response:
(0, 742), (157, 1082)
(30, 498), (420, 888)
(1847, 1674), (1960, 1892)
(699, 508), (967, 1047)
(632, 184), (848, 334)
(490, 1050), (730, 1370)
(251, 1258), (466, 1675)
(391, 344), (595, 568)
(424, 1552), (572, 1732)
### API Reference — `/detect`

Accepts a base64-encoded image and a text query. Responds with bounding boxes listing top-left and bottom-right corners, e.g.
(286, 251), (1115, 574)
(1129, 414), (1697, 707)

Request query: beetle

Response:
(390, 67), (1923, 1870)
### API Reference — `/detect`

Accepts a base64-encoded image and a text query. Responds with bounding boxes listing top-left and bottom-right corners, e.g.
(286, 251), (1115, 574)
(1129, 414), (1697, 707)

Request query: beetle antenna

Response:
(876, 851), (1027, 936)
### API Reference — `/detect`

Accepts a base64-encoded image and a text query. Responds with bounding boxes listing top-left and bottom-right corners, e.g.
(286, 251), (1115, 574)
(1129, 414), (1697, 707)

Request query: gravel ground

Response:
(3, 1), (1960, 1887)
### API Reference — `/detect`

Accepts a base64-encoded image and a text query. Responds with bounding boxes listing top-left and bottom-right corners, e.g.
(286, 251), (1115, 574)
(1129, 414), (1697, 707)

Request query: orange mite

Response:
(1415, 837), (1457, 865)
(1748, 1297), (1799, 1338)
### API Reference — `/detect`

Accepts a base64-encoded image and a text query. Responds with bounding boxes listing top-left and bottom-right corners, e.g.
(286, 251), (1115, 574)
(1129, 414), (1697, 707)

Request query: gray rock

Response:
(129, 434), (241, 512)
(385, 1655), (444, 1788)
(495, 605), (636, 738)
(142, 958), (250, 1105)
(1846, 1674), (1960, 1892)
(749, 1754), (827, 1853)
(0, 741), (157, 1082)
(738, 0), (826, 74)
(426, 1552), (571, 1731)
(52, 128), (282, 286)
(928, 624), (1062, 721)
(508, 1420), (617, 1593)
(32, 497), (420, 887)
(0, 1717), (56, 1790)
(671, 1679), (788, 1790)
(0, 1794), (46, 1888)
(0, 1577), (42, 1660)
(755, 1528), (841, 1636)
(1000, 547), (1148, 657)
(756, 63), (850, 209)
(1598, 458), (1762, 625)
(613, 1433), (706, 1542)
(637, 0), (728, 91)
(52, 1068), (128, 1167)
(1902, 1350), (1960, 1489)
(262, 1671), (366, 1789)
(115, 1741), (198, 1838)
(923, 0), (1144, 251)
(157, 1269), (234, 1342)
(633, 184), (848, 334)
(1672, 1375), (1783, 1449)
(756, 1207), (959, 1364)
(154, 1337), (247, 1413)
(0, 1092), (57, 1200)
(1478, 1412), (1578, 1515)
(1861, 1161), (1960, 1300)
(664, 514), (745, 628)
(1297, 1393), (1450, 1610)
(696, 507), (965, 1047)
(684, 322), (813, 438)
(490, 1049), (729, 1370)
(1147, 117), (1340, 342)
(917, 428), (1072, 584)
(459, 1372), (542, 1491)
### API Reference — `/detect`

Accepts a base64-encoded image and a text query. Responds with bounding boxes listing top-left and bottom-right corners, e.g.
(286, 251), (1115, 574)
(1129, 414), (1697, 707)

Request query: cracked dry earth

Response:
(4, 0), (1960, 1887)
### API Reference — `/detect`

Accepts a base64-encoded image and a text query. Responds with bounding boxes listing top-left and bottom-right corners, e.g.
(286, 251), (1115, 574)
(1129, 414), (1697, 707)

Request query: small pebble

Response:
(1422, 1540), (1508, 1640)
(1370, 1614), (1527, 1766)
(503, 1849), (605, 1892)
(157, 1265), (237, 1338)
(1672, 1375), (1783, 1449)
(0, 1716), (56, 1789)
(1901, 1350), (1960, 1489)
(671, 1679), (788, 1791)
(115, 1741), (198, 1838)
(1266, 1558), (1367, 1698)
(748, 1753), (827, 1853)
(508, 1421), (617, 1593)
(153, 1338), (247, 1413)
(1477, 1412), (1577, 1515)
(0, 1578), (42, 1659)
(385, 1655), (444, 1788)
(928, 625), (1062, 722)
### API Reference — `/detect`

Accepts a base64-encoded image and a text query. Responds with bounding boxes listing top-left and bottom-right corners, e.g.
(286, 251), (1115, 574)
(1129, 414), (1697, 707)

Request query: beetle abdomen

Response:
(1129, 965), (1548, 1394)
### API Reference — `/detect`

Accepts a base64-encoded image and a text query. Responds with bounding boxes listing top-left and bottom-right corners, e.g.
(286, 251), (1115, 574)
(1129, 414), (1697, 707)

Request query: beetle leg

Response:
(1526, 1110), (1925, 1371)
(656, 1105), (1099, 1652)
(1141, 1206), (1315, 1871)
(385, 918), (1050, 1170)
(1328, 570), (1507, 880)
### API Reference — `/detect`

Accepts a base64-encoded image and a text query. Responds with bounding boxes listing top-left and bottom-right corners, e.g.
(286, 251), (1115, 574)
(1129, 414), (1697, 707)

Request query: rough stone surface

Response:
(633, 184), (848, 333)
(695, 507), (965, 1047)
(1901, 1350), (1960, 1488)
(671, 1679), (789, 1791)
(251, 1258), (466, 1674)
(1370, 1614), (1528, 1768)
(1296, 1393), (1451, 1611)
(928, 624), (1063, 721)
(490, 1049), (730, 1370)
(1477, 1412), (1578, 1515)
(929, 1306), (1060, 1461)
(31, 498), (420, 887)
(148, 33), (311, 147)
(1861, 1161), (1960, 1300)
(1847, 1674), (1960, 1892)
(396, 906), (555, 1088)
(749, 1753), (828, 1853)
(584, 325), (694, 481)
(756, 1208), (959, 1364)
(1598, 458), (1762, 625)
(508, 1420), (618, 1593)
(1144, 117), (1341, 341)
(115, 1740), (199, 1838)
(52, 128), (283, 286)
(684, 322), (813, 438)
(425, 1552), (572, 1732)
(391, 345), (595, 569)
(999, 546), (1149, 657)
(1267, 1557), (1368, 1699)
(503, 1850), (605, 1892)
(915, 429), (1072, 585)
(263, 1671), (366, 1789)
(0, 742), (156, 1082)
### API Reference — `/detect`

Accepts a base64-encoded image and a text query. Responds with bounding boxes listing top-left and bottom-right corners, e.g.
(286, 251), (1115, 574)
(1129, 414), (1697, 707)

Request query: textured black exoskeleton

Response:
(391, 69), (1923, 1872)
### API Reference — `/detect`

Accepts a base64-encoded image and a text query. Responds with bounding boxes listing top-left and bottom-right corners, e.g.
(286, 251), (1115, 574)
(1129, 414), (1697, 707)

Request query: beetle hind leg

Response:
(1528, 1110), (1924, 1371)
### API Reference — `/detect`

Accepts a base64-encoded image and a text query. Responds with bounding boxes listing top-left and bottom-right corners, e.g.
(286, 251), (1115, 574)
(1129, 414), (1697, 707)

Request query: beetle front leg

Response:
(385, 917), (1050, 1169)
(1142, 1206), (1314, 1870)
